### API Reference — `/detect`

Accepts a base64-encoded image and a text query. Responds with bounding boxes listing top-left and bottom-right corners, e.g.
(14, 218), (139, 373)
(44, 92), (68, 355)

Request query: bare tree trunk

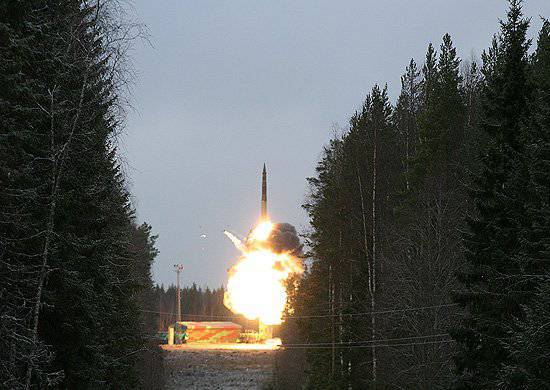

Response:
(405, 135), (410, 191)
(337, 228), (344, 382)
(25, 87), (59, 389)
(329, 264), (335, 378)
(25, 20), (95, 385)
(371, 128), (378, 384)
(356, 160), (377, 384)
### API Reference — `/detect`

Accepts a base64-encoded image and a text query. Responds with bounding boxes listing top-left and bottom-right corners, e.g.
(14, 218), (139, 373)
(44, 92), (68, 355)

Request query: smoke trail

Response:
(224, 230), (246, 252)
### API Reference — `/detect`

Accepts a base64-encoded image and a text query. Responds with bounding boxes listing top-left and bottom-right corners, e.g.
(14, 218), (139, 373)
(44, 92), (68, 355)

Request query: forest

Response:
(0, 1), (162, 388)
(276, 2), (550, 389)
(2, 0), (550, 389)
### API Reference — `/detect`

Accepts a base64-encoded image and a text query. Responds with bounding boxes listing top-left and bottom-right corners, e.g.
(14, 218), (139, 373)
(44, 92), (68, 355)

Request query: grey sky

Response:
(122, 0), (550, 288)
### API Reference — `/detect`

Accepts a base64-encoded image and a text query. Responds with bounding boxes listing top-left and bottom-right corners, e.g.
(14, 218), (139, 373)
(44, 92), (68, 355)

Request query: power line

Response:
(281, 339), (456, 350)
(284, 303), (460, 319)
(146, 325), (452, 348)
(140, 309), (243, 318)
(140, 302), (459, 320)
(281, 333), (450, 347)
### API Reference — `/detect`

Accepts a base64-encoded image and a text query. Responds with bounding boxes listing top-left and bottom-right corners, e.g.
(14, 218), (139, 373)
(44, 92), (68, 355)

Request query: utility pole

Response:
(174, 264), (184, 322)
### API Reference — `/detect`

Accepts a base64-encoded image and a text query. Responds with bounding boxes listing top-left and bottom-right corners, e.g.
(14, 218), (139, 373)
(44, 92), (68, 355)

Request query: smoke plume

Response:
(265, 222), (302, 256)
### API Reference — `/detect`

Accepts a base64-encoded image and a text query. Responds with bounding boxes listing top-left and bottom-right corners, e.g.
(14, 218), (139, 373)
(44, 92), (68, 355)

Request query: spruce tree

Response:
(301, 135), (347, 389)
(294, 86), (398, 389)
(462, 59), (486, 177)
(499, 19), (550, 389)
(0, 2), (70, 385)
(453, 2), (532, 388)
(1, 1), (155, 388)
(421, 43), (438, 109)
(415, 34), (465, 183)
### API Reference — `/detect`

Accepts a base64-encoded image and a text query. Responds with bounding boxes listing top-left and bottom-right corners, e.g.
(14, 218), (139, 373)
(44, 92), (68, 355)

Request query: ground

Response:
(162, 344), (276, 389)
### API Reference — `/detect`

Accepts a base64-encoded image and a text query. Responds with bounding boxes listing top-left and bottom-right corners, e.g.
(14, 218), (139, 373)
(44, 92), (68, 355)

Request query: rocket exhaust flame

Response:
(223, 165), (303, 326)
(223, 219), (303, 325)
(249, 220), (273, 242)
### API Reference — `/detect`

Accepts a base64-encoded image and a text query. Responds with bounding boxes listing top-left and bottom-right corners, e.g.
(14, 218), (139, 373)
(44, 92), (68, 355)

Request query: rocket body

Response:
(261, 164), (267, 220)
(259, 166), (273, 341)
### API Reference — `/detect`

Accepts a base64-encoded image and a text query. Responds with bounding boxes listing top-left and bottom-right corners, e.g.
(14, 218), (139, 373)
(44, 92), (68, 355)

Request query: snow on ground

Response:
(163, 344), (276, 389)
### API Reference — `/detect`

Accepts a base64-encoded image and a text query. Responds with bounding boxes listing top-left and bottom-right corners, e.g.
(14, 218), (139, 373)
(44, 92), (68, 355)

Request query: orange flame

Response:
(223, 220), (303, 325)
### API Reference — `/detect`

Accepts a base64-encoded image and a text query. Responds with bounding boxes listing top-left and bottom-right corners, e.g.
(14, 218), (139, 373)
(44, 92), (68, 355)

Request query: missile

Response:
(260, 164), (272, 341)
(261, 163), (267, 220)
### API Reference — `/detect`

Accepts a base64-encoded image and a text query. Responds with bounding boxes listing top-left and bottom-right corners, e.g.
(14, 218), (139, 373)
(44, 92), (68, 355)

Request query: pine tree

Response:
(453, 2), (532, 388)
(394, 59), (422, 191)
(384, 34), (466, 389)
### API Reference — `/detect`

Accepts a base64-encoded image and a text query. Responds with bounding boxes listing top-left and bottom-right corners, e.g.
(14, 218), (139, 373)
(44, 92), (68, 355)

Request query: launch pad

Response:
(165, 164), (293, 349)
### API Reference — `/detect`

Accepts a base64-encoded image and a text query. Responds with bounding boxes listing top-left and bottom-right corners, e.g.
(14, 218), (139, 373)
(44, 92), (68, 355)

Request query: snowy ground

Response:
(162, 344), (276, 389)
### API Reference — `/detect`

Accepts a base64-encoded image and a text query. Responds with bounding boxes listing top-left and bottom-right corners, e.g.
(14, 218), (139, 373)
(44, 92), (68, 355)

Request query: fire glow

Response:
(223, 220), (303, 325)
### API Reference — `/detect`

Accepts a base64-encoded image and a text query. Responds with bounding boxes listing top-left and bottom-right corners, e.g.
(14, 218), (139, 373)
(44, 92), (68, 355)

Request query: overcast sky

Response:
(122, 0), (550, 288)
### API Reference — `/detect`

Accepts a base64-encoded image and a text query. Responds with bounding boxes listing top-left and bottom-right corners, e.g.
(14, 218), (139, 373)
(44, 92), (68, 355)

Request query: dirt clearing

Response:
(162, 344), (276, 389)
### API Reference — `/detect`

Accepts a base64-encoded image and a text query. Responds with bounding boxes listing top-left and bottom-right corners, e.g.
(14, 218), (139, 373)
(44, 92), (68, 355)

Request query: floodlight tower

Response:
(173, 264), (184, 322)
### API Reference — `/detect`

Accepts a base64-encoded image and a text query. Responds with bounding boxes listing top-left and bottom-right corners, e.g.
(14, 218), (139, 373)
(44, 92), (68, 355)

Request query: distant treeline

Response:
(152, 284), (258, 331)
(0, 1), (162, 389)
(276, 2), (550, 389)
